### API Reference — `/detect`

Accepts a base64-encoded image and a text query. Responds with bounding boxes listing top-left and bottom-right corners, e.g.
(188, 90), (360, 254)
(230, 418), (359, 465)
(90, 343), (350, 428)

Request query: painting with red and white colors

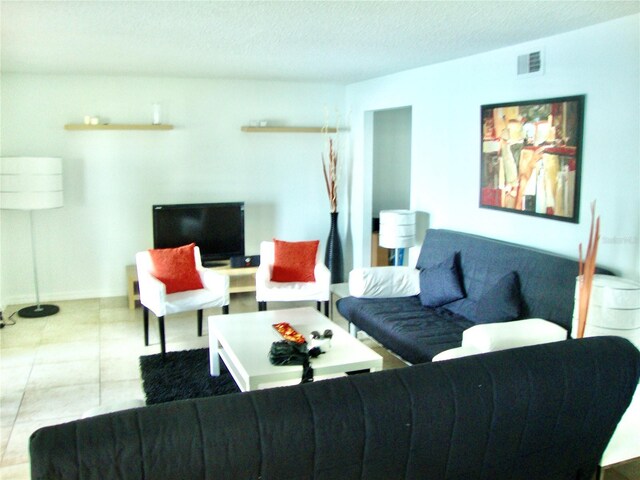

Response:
(480, 95), (584, 223)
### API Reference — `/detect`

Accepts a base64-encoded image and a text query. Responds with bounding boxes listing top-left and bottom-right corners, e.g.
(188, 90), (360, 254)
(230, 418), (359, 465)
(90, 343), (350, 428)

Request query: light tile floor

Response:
(0, 293), (405, 479)
(1, 294), (638, 480)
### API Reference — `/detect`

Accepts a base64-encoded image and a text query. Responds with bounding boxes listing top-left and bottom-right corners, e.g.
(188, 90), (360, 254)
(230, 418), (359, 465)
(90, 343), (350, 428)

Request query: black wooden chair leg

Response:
(324, 301), (329, 317)
(316, 301), (321, 311)
(143, 307), (150, 346)
(158, 316), (166, 356)
(197, 309), (203, 336)
(223, 305), (229, 314)
(258, 301), (266, 311)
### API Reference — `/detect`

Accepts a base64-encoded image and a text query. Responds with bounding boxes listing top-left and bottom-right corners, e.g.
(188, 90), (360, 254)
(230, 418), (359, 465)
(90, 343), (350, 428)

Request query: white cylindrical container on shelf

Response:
(152, 103), (161, 125)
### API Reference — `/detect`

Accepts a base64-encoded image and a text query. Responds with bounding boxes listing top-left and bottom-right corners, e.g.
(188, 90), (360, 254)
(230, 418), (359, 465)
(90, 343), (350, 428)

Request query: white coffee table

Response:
(208, 307), (383, 391)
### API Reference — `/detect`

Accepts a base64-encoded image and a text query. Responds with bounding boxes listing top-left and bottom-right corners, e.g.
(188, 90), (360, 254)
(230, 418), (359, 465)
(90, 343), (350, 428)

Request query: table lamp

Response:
(1, 157), (63, 317)
(379, 210), (416, 266)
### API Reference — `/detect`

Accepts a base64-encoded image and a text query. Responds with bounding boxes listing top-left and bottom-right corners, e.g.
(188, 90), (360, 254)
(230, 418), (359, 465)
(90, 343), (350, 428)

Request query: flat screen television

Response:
(152, 202), (245, 266)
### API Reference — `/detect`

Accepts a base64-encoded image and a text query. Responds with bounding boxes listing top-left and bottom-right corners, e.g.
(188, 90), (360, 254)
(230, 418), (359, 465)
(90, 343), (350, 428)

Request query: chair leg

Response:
(324, 301), (329, 317)
(143, 306), (150, 346)
(158, 316), (166, 356)
(197, 309), (203, 337)
(223, 305), (229, 315)
(258, 301), (266, 311)
(316, 301), (321, 312)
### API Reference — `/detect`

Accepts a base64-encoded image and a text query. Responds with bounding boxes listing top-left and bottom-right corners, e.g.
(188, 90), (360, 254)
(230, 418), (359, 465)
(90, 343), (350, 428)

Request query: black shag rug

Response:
(139, 348), (240, 405)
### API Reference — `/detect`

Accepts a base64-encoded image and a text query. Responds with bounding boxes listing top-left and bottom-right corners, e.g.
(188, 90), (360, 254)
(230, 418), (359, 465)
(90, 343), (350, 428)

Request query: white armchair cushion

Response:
(163, 287), (228, 315)
(348, 267), (420, 298)
(462, 318), (567, 353)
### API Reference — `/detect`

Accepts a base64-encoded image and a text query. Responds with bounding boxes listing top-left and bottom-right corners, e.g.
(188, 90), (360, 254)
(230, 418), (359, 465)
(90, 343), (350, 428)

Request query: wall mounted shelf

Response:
(241, 126), (337, 133)
(64, 124), (174, 131)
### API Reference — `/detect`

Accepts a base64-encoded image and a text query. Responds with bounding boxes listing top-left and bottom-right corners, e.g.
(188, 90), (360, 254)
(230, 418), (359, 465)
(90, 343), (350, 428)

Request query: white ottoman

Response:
(462, 318), (567, 352)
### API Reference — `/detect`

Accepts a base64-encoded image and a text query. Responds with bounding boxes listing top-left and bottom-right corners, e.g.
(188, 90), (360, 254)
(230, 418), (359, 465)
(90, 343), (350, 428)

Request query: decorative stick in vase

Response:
(577, 201), (600, 339)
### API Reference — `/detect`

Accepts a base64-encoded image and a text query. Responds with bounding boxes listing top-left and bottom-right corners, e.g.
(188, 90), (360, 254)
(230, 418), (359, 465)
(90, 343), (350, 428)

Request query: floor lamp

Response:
(1, 157), (63, 318)
(379, 210), (416, 266)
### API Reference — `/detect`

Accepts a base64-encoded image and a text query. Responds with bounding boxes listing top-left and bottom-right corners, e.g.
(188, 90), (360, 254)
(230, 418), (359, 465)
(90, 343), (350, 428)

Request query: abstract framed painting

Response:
(480, 95), (585, 223)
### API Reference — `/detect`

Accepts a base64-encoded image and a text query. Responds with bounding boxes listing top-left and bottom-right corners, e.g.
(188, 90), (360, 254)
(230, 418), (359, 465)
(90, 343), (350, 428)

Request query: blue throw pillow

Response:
(419, 254), (466, 307)
(473, 271), (521, 324)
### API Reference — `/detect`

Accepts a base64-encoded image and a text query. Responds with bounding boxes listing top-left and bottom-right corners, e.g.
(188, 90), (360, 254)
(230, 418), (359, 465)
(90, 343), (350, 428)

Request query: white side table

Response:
(572, 275), (640, 348)
(330, 282), (350, 321)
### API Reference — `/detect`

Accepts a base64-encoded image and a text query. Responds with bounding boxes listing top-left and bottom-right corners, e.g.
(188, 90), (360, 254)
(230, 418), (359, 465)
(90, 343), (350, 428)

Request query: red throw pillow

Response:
(271, 239), (319, 283)
(148, 243), (204, 294)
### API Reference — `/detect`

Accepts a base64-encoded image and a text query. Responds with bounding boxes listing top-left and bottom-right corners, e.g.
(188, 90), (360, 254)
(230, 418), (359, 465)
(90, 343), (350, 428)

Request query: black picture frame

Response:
(480, 95), (585, 223)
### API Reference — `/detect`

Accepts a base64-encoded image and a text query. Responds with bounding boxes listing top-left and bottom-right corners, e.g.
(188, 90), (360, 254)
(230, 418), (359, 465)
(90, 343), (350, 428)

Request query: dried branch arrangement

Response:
(576, 201), (600, 338)
(322, 137), (338, 213)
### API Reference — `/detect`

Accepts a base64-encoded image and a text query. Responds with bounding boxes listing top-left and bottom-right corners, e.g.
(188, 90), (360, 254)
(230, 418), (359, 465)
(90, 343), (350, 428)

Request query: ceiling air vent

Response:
(517, 50), (543, 76)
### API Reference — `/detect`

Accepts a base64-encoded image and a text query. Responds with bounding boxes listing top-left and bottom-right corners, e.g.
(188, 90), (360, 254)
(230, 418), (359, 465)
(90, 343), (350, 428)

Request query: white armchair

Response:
(136, 246), (229, 356)
(255, 241), (331, 315)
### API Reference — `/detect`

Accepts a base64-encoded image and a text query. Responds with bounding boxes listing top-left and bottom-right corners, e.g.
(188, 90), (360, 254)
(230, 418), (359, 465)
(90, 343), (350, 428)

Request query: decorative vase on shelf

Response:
(325, 211), (343, 284)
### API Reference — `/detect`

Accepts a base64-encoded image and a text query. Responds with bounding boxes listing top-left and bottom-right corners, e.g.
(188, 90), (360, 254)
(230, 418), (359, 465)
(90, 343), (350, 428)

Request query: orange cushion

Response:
(148, 243), (204, 294)
(271, 239), (319, 283)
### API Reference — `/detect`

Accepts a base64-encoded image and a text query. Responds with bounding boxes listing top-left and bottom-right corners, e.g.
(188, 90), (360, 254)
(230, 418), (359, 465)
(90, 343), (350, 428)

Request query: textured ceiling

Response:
(1, 1), (639, 83)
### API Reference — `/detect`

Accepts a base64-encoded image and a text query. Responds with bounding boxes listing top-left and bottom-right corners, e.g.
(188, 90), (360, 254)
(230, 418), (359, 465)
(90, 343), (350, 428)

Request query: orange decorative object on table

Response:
(272, 322), (306, 344)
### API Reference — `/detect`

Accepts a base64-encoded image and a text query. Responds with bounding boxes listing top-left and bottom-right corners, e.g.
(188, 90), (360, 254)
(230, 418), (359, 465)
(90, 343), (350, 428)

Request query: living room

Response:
(1, 2), (639, 479)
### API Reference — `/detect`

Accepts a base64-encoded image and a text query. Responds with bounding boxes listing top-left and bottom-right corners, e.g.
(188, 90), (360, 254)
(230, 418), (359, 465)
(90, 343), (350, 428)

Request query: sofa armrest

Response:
(313, 262), (331, 285)
(198, 268), (230, 301)
(255, 263), (272, 283)
(349, 266), (420, 298)
(461, 318), (568, 353)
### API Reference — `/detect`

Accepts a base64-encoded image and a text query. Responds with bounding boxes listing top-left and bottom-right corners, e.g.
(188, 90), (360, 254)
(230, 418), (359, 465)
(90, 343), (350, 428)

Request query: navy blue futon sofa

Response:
(30, 337), (639, 480)
(337, 229), (610, 364)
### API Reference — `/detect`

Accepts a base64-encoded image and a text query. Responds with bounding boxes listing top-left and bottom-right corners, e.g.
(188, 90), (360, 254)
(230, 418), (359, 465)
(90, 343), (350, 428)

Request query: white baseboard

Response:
(2, 289), (125, 307)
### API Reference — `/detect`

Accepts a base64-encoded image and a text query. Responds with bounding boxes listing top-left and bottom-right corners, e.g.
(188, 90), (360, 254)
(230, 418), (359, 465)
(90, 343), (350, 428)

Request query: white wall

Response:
(3, 15), (638, 307)
(0, 75), (345, 304)
(346, 14), (640, 281)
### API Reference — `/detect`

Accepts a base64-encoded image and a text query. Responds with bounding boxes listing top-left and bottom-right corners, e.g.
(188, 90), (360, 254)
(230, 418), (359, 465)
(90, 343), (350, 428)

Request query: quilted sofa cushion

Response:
(337, 295), (474, 364)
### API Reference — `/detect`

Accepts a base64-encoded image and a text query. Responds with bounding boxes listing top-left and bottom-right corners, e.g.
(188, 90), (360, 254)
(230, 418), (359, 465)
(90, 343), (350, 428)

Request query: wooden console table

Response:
(126, 264), (258, 310)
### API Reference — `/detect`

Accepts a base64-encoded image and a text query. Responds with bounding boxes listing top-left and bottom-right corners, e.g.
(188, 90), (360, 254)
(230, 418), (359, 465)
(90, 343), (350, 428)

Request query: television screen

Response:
(152, 202), (245, 266)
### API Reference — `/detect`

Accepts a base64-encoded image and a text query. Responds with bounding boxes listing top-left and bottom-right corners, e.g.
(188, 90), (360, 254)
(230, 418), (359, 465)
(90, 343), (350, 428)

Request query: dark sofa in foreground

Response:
(30, 337), (639, 480)
(338, 229), (610, 364)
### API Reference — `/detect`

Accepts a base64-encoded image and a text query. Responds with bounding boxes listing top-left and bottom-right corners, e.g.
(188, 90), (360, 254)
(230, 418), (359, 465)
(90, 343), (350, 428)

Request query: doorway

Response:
(371, 106), (412, 266)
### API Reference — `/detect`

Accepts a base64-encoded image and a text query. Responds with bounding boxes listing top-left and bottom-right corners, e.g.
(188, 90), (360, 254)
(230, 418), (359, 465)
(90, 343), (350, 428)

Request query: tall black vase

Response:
(325, 211), (344, 284)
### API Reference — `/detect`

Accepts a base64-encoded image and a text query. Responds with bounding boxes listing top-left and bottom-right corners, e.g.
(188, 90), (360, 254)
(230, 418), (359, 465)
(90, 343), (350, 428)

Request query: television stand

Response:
(203, 260), (228, 268)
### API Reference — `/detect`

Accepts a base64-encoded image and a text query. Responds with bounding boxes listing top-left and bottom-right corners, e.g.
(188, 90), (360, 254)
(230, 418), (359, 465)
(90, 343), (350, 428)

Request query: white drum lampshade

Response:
(1, 157), (63, 317)
(379, 210), (416, 266)
(1, 157), (63, 209)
